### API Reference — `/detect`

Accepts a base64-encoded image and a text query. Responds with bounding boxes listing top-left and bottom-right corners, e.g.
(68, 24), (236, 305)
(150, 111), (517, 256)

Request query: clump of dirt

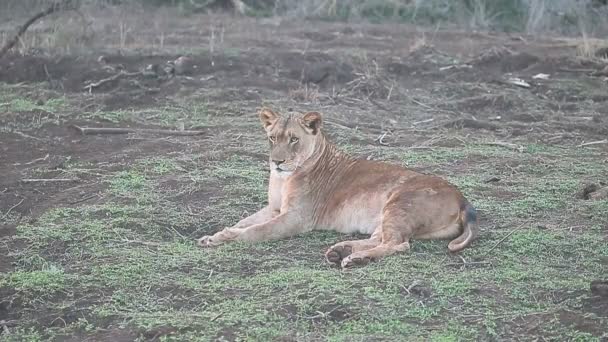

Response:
(590, 280), (608, 297)
(576, 182), (608, 200)
(594, 46), (608, 59)
(277, 51), (354, 87)
(468, 46), (540, 73)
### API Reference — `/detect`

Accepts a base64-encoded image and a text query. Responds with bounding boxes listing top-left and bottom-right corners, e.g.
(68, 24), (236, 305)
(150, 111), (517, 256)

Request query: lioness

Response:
(198, 108), (478, 268)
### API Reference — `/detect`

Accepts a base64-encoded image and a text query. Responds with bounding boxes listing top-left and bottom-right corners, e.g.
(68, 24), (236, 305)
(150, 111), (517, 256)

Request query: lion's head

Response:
(259, 108), (323, 175)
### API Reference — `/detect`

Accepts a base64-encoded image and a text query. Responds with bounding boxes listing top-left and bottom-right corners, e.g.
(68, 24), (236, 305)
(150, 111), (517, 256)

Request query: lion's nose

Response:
(273, 160), (285, 166)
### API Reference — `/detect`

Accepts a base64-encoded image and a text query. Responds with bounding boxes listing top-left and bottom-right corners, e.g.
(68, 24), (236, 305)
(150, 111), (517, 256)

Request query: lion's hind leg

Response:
(340, 196), (414, 268)
(325, 232), (381, 265)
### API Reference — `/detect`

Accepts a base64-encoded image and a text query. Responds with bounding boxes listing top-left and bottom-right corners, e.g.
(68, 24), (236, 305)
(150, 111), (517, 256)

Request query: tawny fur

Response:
(198, 108), (479, 268)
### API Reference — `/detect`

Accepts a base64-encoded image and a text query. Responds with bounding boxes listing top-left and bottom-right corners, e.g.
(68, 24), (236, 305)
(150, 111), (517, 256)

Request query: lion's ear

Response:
(301, 111), (322, 135)
(259, 108), (279, 130)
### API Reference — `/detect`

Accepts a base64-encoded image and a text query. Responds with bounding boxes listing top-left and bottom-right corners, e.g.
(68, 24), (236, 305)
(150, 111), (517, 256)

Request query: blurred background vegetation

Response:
(1, 0), (608, 36)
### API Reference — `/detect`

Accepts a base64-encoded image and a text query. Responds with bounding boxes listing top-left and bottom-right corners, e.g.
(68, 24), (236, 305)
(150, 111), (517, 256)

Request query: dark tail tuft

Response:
(448, 200), (479, 252)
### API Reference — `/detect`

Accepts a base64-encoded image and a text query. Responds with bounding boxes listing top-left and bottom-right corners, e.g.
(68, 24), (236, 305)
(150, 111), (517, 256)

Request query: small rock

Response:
(591, 65), (608, 77)
(589, 187), (608, 200)
(532, 73), (550, 80)
(577, 182), (600, 200)
(594, 46), (608, 59)
(174, 56), (194, 75)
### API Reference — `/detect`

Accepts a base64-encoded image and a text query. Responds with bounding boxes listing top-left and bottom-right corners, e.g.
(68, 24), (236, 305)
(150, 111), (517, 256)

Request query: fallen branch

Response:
(70, 125), (207, 136)
(1, 198), (25, 220)
(83, 71), (142, 92)
(374, 131), (390, 146)
(0, 0), (74, 58)
(578, 139), (608, 147)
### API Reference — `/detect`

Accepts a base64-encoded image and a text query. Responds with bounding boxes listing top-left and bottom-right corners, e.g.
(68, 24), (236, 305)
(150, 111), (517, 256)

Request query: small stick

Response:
(12, 131), (44, 141)
(445, 261), (492, 267)
(401, 279), (422, 296)
(210, 312), (224, 322)
(69, 125), (206, 136)
(21, 178), (78, 183)
(486, 220), (531, 254)
(374, 131), (390, 146)
(0, 319), (20, 327)
(69, 194), (98, 205)
(412, 118), (434, 126)
(578, 139), (608, 147)
(1, 198), (25, 220)
(13, 153), (49, 166)
(119, 239), (162, 247)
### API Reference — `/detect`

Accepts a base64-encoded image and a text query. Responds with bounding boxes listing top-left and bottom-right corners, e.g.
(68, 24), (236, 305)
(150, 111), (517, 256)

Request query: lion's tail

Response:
(448, 200), (478, 253)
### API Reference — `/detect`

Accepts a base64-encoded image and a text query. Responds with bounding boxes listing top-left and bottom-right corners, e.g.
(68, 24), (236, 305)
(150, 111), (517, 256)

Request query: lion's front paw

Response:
(325, 245), (353, 265)
(341, 254), (372, 269)
(197, 235), (221, 247)
(197, 228), (239, 247)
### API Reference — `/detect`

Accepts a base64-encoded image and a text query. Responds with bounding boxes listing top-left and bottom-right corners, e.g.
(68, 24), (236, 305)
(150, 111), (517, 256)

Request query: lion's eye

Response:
(290, 137), (299, 144)
(269, 136), (276, 143)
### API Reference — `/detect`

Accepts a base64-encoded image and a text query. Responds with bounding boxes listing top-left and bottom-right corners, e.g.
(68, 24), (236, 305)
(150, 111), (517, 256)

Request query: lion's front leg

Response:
(229, 205), (277, 229)
(198, 213), (305, 247)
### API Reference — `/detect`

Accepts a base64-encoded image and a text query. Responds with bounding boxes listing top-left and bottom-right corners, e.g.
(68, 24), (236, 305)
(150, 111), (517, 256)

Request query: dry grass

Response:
(575, 33), (608, 60)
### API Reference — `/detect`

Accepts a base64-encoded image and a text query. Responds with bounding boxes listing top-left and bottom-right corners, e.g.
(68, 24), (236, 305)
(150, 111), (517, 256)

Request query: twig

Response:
(374, 131), (390, 146)
(210, 312), (224, 322)
(302, 305), (342, 320)
(445, 260), (492, 267)
(412, 118), (434, 126)
(325, 120), (355, 131)
(0, 319), (20, 327)
(12, 131), (44, 141)
(578, 139), (608, 147)
(20, 178), (78, 183)
(401, 279), (422, 296)
(13, 153), (49, 166)
(0, 0), (74, 58)
(69, 125), (206, 136)
(83, 71), (142, 92)
(458, 310), (551, 319)
(1, 198), (25, 220)
(486, 220), (531, 254)
(443, 118), (500, 131)
(69, 194), (98, 205)
(119, 239), (163, 247)
(558, 68), (595, 73)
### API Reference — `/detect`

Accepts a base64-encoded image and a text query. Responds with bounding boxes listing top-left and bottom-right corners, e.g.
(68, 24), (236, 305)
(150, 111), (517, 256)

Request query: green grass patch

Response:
(3, 137), (607, 341)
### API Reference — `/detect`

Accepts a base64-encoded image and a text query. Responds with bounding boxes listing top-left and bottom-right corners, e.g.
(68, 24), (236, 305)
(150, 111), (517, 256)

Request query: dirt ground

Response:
(1, 9), (608, 342)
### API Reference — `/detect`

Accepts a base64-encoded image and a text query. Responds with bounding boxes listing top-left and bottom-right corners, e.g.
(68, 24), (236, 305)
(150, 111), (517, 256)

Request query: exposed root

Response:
(0, 0), (75, 58)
